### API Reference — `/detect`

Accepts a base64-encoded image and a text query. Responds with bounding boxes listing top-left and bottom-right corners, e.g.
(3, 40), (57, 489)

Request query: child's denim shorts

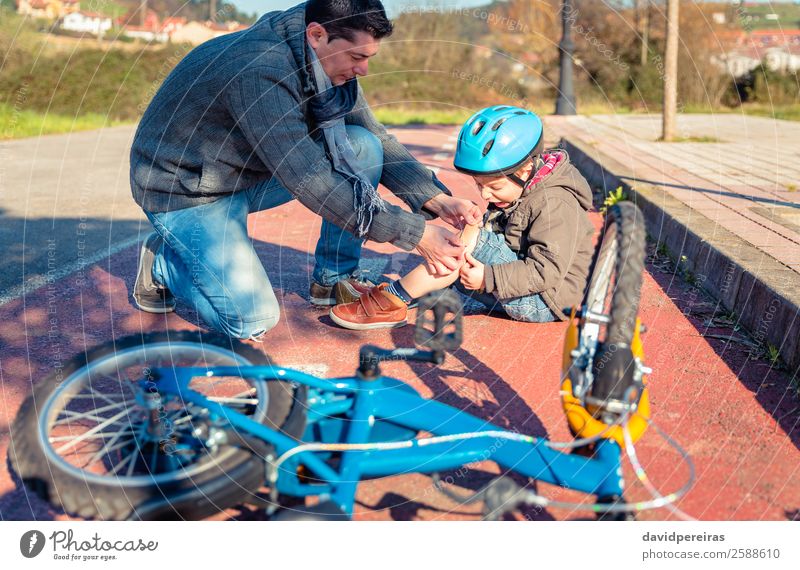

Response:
(454, 229), (557, 323)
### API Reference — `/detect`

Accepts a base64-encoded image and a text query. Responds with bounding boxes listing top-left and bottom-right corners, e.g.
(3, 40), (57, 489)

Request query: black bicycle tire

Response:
(9, 330), (307, 520)
(584, 201), (646, 403)
(605, 202), (646, 347)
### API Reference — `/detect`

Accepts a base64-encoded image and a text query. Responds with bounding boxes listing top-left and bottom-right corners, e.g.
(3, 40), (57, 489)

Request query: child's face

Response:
(473, 171), (526, 209)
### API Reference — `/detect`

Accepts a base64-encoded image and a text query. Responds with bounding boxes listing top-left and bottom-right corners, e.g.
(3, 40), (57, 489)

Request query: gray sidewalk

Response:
(0, 125), (146, 302)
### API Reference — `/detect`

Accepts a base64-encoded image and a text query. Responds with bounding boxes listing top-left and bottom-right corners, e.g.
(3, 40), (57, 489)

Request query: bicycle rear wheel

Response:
(10, 331), (306, 520)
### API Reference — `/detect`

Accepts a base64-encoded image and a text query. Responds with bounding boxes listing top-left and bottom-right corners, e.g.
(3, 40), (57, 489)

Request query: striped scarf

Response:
(307, 46), (386, 237)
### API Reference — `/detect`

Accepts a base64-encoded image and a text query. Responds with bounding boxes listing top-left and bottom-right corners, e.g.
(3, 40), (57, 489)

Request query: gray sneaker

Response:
(309, 278), (374, 307)
(133, 233), (176, 314)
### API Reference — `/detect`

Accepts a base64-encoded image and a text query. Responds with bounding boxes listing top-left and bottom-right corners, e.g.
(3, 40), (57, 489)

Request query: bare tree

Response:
(636, 0), (650, 67)
(501, 0), (560, 61)
(662, 0), (679, 141)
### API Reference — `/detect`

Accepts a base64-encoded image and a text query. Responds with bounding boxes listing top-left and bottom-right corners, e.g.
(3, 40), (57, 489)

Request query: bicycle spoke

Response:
(68, 392), (128, 402)
(126, 445), (140, 477)
(55, 400), (130, 425)
(149, 438), (159, 473)
(49, 428), (133, 442)
(108, 452), (136, 476)
(81, 424), (138, 469)
(53, 409), (131, 454)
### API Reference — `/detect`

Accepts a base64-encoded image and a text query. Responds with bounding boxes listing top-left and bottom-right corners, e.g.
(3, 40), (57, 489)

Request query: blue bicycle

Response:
(11, 202), (693, 520)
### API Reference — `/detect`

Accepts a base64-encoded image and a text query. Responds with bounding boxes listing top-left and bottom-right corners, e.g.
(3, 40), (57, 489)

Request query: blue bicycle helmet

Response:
(453, 105), (544, 185)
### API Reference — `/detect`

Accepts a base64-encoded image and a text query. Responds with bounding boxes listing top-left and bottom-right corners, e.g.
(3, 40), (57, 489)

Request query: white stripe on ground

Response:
(428, 166), (440, 175)
(433, 152), (450, 161)
(442, 143), (455, 150)
(284, 363), (330, 377)
(0, 235), (144, 308)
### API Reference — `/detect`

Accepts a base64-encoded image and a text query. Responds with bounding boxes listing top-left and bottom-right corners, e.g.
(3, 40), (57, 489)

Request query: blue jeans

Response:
(143, 125), (383, 339)
(455, 229), (556, 323)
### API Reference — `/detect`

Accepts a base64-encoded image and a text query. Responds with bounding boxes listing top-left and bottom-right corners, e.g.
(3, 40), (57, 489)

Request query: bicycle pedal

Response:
(414, 290), (463, 352)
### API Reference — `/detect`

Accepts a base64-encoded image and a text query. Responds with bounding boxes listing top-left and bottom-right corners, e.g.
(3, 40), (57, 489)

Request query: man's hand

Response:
(424, 194), (482, 229)
(459, 252), (485, 291)
(416, 224), (464, 275)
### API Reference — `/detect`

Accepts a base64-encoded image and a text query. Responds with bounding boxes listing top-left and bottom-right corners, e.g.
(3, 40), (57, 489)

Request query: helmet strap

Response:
(508, 157), (538, 189)
(508, 173), (526, 187)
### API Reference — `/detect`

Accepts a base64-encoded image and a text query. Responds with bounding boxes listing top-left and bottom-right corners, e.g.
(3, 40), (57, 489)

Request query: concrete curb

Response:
(561, 136), (800, 375)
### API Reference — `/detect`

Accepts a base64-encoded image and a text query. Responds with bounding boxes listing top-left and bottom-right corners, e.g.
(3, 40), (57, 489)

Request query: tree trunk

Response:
(139, 0), (147, 28)
(637, 0), (650, 67)
(210, 0), (218, 22)
(662, 0), (680, 142)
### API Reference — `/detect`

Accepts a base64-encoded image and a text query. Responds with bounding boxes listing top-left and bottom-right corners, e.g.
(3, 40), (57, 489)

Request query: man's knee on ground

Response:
(218, 311), (280, 341)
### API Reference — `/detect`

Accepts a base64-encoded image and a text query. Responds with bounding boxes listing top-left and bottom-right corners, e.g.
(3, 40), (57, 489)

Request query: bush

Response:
(747, 66), (800, 106)
(626, 64), (663, 106)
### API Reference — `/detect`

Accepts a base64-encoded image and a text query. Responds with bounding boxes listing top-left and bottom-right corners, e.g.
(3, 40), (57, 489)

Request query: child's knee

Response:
(461, 223), (482, 255)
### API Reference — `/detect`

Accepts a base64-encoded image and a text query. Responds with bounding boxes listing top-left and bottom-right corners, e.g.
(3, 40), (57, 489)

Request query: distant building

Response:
(117, 9), (167, 43)
(160, 17), (187, 36)
(15, 0), (79, 19)
(121, 25), (169, 43)
(763, 46), (800, 73)
(168, 21), (217, 45)
(749, 29), (800, 48)
(715, 29), (800, 77)
(170, 20), (249, 45)
(715, 51), (762, 78)
(60, 10), (112, 36)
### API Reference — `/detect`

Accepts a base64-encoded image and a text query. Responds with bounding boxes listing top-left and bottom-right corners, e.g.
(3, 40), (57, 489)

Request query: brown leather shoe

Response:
(329, 283), (408, 330)
(309, 278), (373, 306)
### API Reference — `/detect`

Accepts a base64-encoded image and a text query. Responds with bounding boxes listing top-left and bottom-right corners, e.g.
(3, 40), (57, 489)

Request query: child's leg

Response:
(394, 224), (481, 300)
(500, 293), (557, 323)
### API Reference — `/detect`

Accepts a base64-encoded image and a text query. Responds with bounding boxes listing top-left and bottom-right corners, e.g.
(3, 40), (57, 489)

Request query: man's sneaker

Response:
(329, 283), (408, 330)
(133, 233), (176, 314)
(309, 278), (373, 307)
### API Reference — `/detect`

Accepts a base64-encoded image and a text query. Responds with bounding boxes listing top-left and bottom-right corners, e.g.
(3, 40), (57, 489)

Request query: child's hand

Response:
(459, 252), (485, 291)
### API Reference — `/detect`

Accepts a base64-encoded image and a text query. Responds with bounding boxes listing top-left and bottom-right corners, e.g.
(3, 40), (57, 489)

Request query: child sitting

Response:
(330, 105), (596, 330)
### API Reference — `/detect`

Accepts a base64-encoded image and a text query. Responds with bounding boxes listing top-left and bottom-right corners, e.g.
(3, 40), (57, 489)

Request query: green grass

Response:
(668, 136), (723, 143)
(600, 186), (627, 214)
(741, 3), (800, 30)
(371, 107), (474, 126)
(737, 103), (800, 123)
(0, 103), (130, 140)
(5, 100), (797, 141)
(682, 103), (800, 123)
(765, 343), (782, 367)
(371, 98), (629, 126)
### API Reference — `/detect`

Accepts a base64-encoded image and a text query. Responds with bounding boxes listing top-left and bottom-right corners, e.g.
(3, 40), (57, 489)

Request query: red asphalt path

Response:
(0, 125), (798, 521)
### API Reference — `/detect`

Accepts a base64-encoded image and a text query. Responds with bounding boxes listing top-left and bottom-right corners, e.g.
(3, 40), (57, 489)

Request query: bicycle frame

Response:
(148, 364), (624, 516)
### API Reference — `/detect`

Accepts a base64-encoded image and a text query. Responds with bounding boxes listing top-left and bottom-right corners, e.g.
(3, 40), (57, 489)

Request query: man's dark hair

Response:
(305, 0), (393, 42)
